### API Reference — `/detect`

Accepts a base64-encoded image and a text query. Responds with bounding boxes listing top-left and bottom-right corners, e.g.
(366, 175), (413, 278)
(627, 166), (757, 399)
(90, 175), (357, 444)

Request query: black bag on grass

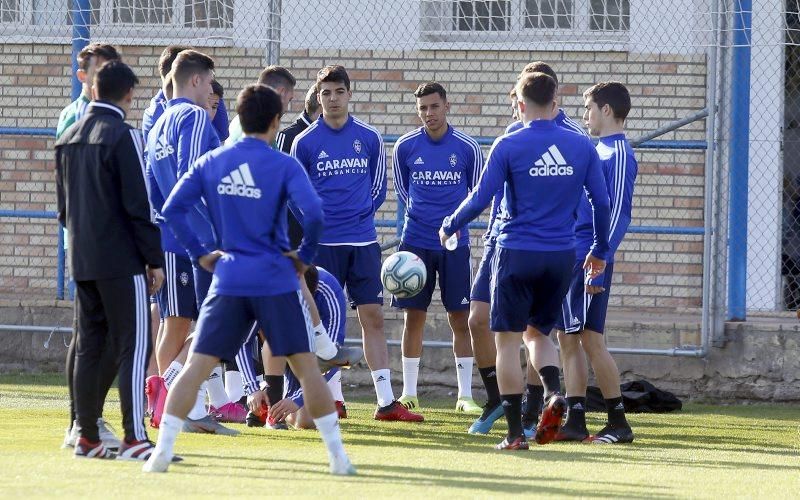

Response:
(585, 380), (682, 413)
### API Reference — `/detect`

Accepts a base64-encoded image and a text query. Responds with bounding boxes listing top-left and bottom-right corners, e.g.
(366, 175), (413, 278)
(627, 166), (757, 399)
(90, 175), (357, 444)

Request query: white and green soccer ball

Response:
(381, 251), (427, 298)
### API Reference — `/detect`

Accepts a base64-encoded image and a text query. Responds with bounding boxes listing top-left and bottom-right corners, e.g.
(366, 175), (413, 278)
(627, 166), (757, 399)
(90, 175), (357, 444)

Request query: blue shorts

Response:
(470, 242), (496, 303)
(391, 242), (471, 312)
(315, 243), (383, 307)
(192, 290), (314, 363)
(192, 264), (213, 309)
(555, 261), (614, 334)
(490, 247), (575, 334)
(157, 252), (198, 320)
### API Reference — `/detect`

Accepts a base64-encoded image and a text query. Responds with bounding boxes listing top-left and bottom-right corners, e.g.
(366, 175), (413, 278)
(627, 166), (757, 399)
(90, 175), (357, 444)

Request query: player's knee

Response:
(468, 311), (488, 335)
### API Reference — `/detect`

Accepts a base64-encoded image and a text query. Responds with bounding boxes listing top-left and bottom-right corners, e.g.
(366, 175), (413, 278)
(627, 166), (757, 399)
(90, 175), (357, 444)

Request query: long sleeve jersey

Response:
(161, 137), (324, 297)
(55, 101), (163, 281)
(443, 120), (611, 259)
(575, 133), (638, 271)
(392, 125), (482, 250)
(142, 89), (229, 144)
(290, 115), (386, 244)
(146, 97), (220, 255)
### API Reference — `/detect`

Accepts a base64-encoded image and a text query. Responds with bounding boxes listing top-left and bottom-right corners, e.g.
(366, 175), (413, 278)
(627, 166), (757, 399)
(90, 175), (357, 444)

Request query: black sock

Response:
(264, 375), (284, 406)
(478, 366), (500, 406)
(537, 366), (561, 396)
(500, 394), (524, 439)
(605, 397), (629, 428)
(522, 384), (544, 422)
(565, 396), (587, 430)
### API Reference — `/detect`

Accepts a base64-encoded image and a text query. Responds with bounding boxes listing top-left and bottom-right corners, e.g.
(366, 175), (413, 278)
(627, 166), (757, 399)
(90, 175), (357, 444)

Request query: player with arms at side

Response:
(292, 65), (422, 422)
(392, 82), (482, 413)
(441, 72), (610, 450)
(555, 82), (637, 444)
(144, 84), (355, 475)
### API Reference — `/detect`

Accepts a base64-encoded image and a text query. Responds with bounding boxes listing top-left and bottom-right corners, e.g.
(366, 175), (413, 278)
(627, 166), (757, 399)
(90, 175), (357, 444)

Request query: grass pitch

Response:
(1, 373), (798, 498)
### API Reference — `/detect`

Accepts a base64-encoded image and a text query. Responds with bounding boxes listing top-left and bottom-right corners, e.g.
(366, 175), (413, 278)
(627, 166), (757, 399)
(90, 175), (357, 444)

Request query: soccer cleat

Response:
(73, 437), (115, 459)
(317, 345), (364, 372)
(554, 425), (591, 442)
(374, 401), (424, 422)
(336, 400), (348, 419)
(535, 393), (567, 445)
(397, 395), (420, 410)
(62, 421), (79, 449)
(97, 418), (121, 450)
(211, 402), (248, 424)
(329, 453), (357, 476)
(455, 397), (482, 414)
(246, 410), (266, 427)
(468, 402), (504, 435)
(494, 435), (529, 451)
(182, 415), (240, 436)
(266, 414), (290, 430)
(522, 414), (539, 439)
(145, 375), (168, 429)
(142, 451), (172, 473)
(116, 439), (155, 461)
(591, 424), (634, 444)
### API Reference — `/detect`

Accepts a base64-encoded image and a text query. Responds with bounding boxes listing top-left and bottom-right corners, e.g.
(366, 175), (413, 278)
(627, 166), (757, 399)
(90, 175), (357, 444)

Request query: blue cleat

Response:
(468, 402), (504, 434)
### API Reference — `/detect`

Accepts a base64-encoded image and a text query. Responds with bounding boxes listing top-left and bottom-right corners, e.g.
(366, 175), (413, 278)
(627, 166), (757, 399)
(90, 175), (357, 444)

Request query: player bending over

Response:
(144, 84), (355, 475)
(392, 82), (482, 413)
(554, 82), (637, 444)
(440, 72), (610, 450)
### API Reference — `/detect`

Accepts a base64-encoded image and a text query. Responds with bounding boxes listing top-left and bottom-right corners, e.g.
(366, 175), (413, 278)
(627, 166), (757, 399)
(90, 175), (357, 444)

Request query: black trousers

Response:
(74, 274), (150, 443)
(66, 314), (118, 427)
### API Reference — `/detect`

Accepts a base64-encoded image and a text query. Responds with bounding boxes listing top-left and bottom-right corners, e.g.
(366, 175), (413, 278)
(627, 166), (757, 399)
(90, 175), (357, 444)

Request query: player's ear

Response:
(444, 100), (451, 114)
(517, 99), (526, 116)
(76, 68), (87, 84)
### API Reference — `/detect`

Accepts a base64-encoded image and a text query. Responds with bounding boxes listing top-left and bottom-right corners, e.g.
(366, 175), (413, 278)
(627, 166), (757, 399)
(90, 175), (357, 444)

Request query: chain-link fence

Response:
(0, 0), (794, 347)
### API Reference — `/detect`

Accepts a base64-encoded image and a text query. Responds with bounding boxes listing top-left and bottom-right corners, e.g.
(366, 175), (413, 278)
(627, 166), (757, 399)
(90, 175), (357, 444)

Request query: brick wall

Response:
(0, 43), (707, 316)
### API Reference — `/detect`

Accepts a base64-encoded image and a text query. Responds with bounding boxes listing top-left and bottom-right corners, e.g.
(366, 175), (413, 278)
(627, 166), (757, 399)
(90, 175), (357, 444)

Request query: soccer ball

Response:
(381, 251), (427, 299)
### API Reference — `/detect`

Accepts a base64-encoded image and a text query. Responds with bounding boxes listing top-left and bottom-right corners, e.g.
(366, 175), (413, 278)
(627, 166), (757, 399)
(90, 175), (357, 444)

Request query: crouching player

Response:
(254, 265), (349, 428)
(143, 84), (355, 475)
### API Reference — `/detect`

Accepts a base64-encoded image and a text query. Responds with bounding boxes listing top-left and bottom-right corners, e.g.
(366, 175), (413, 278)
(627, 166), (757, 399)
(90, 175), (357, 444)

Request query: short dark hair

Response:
(237, 84), (283, 134)
(414, 81), (447, 101)
(77, 43), (120, 72)
(516, 72), (557, 107)
(158, 45), (193, 78)
(258, 65), (297, 89)
(171, 50), (214, 86)
(304, 85), (320, 116)
(316, 65), (350, 92)
(304, 265), (319, 295)
(584, 81), (631, 121)
(94, 60), (138, 102)
(210, 79), (224, 98)
(520, 61), (558, 87)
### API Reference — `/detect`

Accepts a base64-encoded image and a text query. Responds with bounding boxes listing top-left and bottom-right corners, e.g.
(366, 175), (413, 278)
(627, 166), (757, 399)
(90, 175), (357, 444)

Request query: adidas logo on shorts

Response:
(217, 163), (262, 199)
(529, 145), (573, 177)
(460, 297), (469, 305)
(318, 150), (329, 159)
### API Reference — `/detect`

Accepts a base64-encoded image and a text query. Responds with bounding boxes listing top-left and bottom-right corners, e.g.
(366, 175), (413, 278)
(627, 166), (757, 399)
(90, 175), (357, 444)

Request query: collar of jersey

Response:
(318, 114), (353, 133)
(299, 112), (313, 126)
(89, 101), (125, 119)
(77, 94), (90, 104)
(238, 136), (270, 148)
(599, 133), (627, 146)
(167, 97), (195, 108)
(525, 119), (557, 130)
(421, 123), (452, 146)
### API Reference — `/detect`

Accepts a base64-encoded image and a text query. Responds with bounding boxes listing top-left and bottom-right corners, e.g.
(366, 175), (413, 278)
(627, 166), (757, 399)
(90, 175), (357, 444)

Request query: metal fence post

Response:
(726, 0), (751, 321)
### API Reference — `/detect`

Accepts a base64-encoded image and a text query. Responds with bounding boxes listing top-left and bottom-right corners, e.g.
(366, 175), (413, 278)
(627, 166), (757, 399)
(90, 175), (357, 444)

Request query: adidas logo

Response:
(572, 403), (584, 411)
(153, 139), (175, 161)
(570, 316), (581, 326)
(460, 297), (469, 305)
(217, 163), (262, 199)
(457, 363), (464, 369)
(208, 372), (220, 380)
(501, 400), (511, 407)
(487, 371), (496, 378)
(377, 291), (383, 298)
(376, 375), (386, 382)
(529, 145), (573, 177)
(614, 402), (625, 410)
(414, 156), (424, 165)
(318, 150), (329, 159)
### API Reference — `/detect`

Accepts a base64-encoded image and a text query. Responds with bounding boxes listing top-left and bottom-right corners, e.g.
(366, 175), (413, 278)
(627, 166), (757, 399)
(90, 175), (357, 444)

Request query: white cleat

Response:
(329, 453), (356, 476)
(62, 421), (79, 449)
(142, 451), (172, 473)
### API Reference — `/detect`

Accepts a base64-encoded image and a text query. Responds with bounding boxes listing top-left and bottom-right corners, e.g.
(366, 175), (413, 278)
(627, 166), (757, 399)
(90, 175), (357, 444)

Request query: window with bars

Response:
(185, 0), (232, 28)
(589, 0), (629, 31)
(523, 0), (572, 29)
(1, 0), (19, 22)
(453, 0), (510, 31)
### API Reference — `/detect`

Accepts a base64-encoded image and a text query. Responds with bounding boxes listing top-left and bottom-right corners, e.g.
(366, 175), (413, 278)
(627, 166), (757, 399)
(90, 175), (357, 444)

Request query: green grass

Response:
(1, 373), (798, 498)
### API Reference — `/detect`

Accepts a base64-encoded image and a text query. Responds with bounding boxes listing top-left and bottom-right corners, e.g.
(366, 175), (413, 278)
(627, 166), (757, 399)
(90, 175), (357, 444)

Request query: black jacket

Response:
(276, 112), (314, 248)
(55, 101), (163, 281)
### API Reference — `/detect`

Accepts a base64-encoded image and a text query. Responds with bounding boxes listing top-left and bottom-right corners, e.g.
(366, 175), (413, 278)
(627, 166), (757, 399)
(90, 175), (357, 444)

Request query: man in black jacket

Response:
(56, 61), (165, 460)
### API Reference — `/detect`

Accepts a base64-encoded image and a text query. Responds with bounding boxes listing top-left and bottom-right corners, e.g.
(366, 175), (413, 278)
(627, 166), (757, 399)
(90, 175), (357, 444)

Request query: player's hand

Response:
(439, 228), (458, 248)
(146, 266), (165, 295)
(268, 398), (299, 422)
(583, 253), (606, 279)
(247, 390), (269, 414)
(586, 284), (605, 295)
(198, 250), (224, 273)
(283, 250), (308, 277)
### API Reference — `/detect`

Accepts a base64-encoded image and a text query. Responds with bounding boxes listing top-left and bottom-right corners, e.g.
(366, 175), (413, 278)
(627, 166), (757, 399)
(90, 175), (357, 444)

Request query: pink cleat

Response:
(211, 402), (248, 424)
(145, 376), (168, 429)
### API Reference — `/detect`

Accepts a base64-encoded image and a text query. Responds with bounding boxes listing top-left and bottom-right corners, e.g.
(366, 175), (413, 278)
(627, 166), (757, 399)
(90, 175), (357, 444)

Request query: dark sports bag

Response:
(586, 380), (682, 413)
